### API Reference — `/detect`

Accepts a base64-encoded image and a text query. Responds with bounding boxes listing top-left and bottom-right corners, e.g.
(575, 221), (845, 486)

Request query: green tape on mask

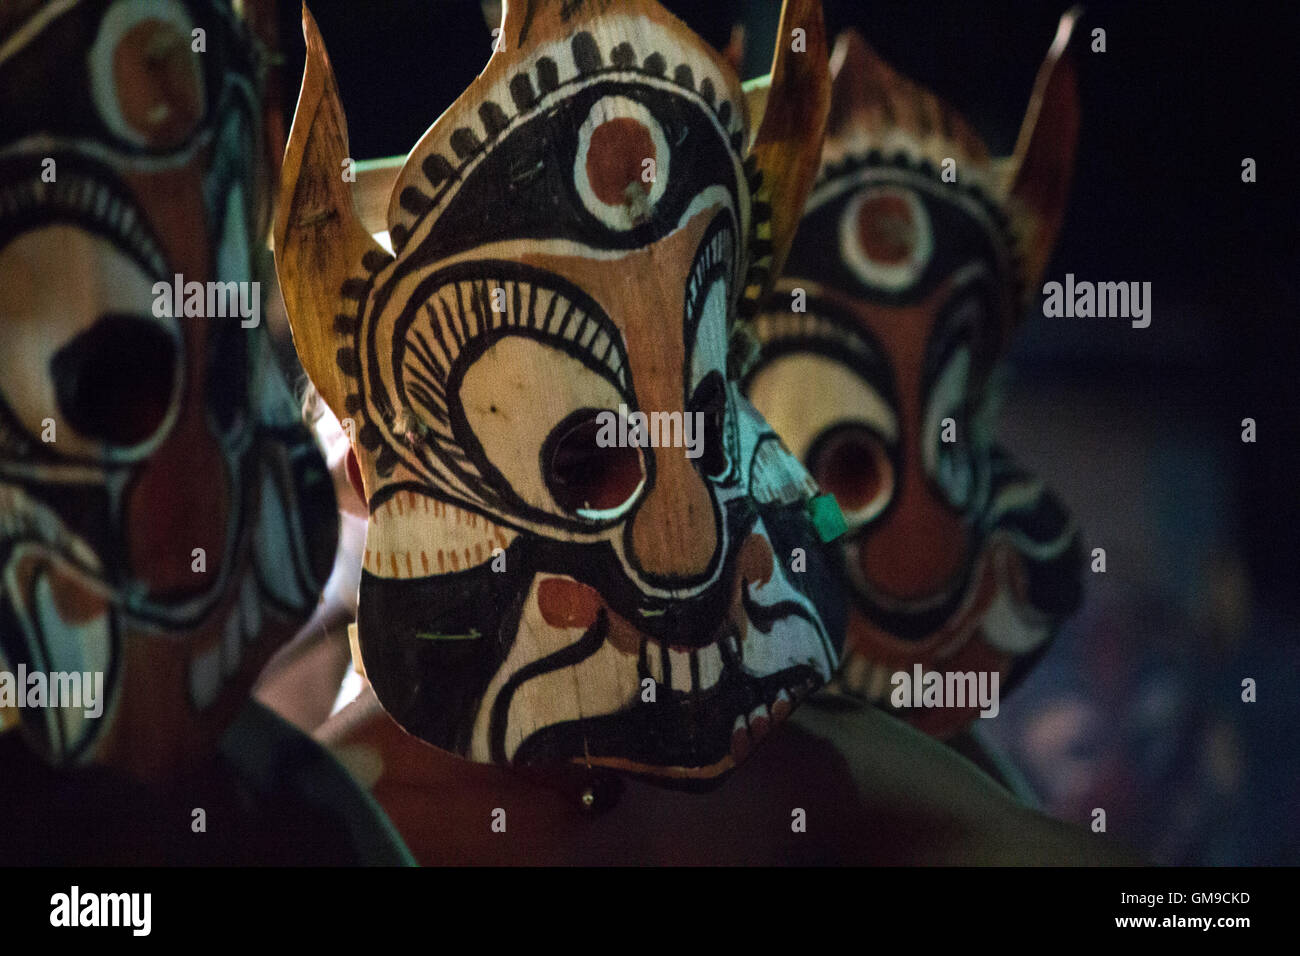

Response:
(807, 493), (847, 543)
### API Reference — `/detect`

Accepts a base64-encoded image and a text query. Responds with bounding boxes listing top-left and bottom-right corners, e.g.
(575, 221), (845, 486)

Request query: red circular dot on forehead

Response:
(585, 117), (656, 206)
(856, 193), (918, 265)
(113, 19), (204, 148)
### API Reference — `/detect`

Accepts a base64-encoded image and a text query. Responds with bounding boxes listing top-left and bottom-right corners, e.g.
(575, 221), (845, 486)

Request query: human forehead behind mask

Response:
(277, 0), (846, 785)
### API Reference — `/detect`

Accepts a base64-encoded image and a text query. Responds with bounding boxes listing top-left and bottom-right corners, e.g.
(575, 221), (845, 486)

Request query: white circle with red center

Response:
(574, 96), (669, 232)
(840, 185), (933, 292)
(89, 0), (206, 150)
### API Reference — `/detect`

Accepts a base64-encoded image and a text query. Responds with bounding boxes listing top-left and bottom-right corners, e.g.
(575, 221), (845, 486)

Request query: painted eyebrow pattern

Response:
(396, 260), (632, 434)
(748, 297), (896, 401)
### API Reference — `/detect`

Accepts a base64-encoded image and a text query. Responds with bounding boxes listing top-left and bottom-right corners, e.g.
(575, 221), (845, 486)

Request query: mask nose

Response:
(126, 398), (230, 600)
(626, 441), (719, 587)
(858, 444), (969, 603)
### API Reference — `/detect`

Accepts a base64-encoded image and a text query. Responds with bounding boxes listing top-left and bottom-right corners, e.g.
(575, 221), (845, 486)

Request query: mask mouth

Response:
(490, 519), (838, 782)
(621, 568), (734, 649)
(356, 487), (840, 780)
(508, 642), (825, 788)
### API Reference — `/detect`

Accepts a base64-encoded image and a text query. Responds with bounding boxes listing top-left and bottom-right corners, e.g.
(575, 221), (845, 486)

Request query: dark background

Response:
(278, 0), (1298, 864)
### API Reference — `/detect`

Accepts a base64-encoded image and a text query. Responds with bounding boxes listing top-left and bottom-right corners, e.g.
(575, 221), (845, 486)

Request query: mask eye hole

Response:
(807, 423), (894, 527)
(543, 409), (645, 521)
(51, 313), (178, 448)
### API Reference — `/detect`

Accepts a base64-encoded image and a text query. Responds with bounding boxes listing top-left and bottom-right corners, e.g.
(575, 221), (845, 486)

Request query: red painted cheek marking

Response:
(537, 577), (603, 631)
(47, 563), (108, 625)
(737, 533), (775, 588)
(586, 118), (655, 205)
(728, 534), (775, 635)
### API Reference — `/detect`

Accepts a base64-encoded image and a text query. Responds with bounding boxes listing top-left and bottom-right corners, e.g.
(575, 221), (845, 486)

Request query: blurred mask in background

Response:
(742, 11), (1084, 736)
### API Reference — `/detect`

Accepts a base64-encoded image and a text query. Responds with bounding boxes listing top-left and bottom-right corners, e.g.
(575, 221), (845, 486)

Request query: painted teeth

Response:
(730, 699), (781, 765)
(771, 688), (793, 722)
(837, 655), (897, 703)
(189, 581), (265, 711)
(668, 647), (692, 692)
(645, 641), (665, 684)
(644, 641), (726, 694)
(837, 656), (915, 705)
(697, 643), (723, 690)
(729, 685), (805, 766)
(746, 702), (773, 748)
(730, 715), (751, 763)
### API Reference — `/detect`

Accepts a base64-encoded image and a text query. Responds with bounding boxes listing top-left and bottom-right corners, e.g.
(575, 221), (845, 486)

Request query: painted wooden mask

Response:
(277, 0), (841, 784)
(0, 0), (337, 780)
(742, 14), (1085, 736)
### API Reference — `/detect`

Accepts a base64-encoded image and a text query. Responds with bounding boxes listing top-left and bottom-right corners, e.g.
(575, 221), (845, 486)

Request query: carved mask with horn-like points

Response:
(0, 0), (338, 779)
(277, 0), (843, 784)
(742, 15), (1085, 736)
